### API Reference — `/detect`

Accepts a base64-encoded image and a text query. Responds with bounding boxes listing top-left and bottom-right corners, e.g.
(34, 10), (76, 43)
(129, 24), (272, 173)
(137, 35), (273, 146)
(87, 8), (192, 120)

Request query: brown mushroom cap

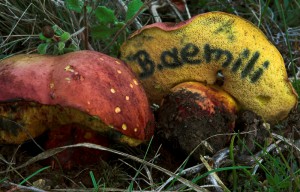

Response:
(120, 11), (298, 122)
(0, 51), (154, 146)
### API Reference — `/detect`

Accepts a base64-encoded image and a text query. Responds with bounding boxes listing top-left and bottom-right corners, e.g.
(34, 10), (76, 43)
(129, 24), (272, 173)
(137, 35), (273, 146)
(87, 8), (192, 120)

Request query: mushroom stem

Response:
(157, 82), (237, 159)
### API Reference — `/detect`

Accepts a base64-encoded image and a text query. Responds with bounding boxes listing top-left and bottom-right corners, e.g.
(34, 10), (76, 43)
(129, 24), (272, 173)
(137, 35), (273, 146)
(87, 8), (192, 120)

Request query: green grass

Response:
(0, 0), (145, 56)
(233, 133), (300, 191)
(18, 166), (50, 186)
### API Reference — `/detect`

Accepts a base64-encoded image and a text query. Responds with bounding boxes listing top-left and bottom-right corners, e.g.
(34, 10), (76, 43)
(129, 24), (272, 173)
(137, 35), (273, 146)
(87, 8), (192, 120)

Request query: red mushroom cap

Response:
(0, 51), (154, 145)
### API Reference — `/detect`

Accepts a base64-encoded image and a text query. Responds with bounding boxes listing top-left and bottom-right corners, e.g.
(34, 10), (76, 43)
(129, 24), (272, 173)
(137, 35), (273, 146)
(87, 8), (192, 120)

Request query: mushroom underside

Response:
(0, 101), (128, 144)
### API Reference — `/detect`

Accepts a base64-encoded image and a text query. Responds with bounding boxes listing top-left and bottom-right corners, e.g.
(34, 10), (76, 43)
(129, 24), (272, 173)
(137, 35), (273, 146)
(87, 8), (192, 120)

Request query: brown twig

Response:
(165, 0), (184, 21)
(3, 181), (46, 192)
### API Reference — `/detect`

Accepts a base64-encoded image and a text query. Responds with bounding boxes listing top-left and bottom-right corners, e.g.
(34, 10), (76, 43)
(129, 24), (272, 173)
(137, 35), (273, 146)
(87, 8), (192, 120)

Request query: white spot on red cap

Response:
(65, 77), (71, 83)
(110, 88), (116, 93)
(130, 83), (134, 88)
(117, 70), (122, 74)
(115, 107), (121, 113)
(122, 124), (127, 130)
(64, 65), (74, 72)
(125, 96), (130, 101)
(49, 83), (55, 89)
(133, 79), (138, 85)
(115, 60), (121, 64)
(134, 128), (138, 132)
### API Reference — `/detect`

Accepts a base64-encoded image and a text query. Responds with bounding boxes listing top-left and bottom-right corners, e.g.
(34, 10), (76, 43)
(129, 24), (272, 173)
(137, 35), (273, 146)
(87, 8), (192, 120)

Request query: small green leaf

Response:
(37, 43), (49, 54)
(45, 38), (52, 43)
(52, 25), (59, 32)
(111, 22), (126, 34)
(58, 42), (65, 51)
(95, 6), (117, 24)
(91, 24), (115, 40)
(39, 33), (48, 41)
(60, 32), (71, 42)
(65, 0), (83, 13)
(55, 29), (64, 36)
(52, 25), (64, 36)
(115, 21), (125, 29)
(126, 0), (144, 21)
(86, 5), (92, 13)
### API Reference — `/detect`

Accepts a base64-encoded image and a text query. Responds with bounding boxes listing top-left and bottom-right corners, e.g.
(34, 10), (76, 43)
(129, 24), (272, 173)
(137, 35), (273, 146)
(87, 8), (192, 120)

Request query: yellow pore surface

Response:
(0, 102), (135, 144)
(121, 12), (298, 122)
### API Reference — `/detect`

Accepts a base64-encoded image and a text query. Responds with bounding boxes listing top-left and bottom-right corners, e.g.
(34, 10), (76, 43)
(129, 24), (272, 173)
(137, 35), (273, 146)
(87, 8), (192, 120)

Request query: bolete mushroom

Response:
(120, 11), (298, 123)
(157, 82), (237, 157)
(0, 50), (154, 146)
